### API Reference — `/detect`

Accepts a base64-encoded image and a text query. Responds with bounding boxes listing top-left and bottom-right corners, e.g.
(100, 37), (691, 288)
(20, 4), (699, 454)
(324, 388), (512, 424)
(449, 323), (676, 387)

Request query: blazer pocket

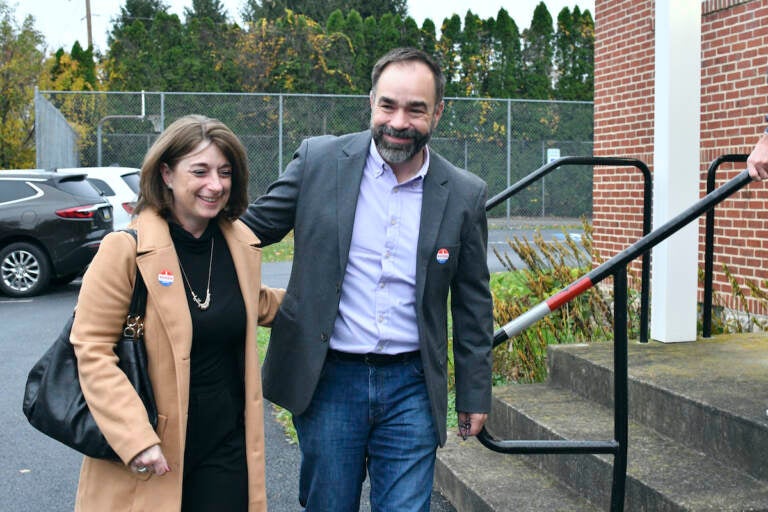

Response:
(270, 292), (299, 341)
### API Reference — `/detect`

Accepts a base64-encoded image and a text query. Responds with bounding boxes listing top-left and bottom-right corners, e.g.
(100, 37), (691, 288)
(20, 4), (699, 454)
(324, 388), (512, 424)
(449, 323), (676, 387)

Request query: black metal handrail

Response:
(702, 154), (749, 337)
(486, 156), (653, 343)
(479, 170), (753, 512)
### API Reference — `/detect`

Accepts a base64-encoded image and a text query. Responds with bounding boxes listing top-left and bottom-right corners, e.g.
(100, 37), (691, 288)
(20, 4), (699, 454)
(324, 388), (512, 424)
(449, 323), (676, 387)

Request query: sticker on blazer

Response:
(158, 270), (174, 286)
(436, 248), (450, 264)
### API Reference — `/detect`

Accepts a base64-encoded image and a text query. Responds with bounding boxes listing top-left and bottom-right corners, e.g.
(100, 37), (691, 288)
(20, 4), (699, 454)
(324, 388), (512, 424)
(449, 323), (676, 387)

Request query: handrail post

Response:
(610, 266), (629, 511)
(486, 156), (653, 343)
(702, 154), (748, 337)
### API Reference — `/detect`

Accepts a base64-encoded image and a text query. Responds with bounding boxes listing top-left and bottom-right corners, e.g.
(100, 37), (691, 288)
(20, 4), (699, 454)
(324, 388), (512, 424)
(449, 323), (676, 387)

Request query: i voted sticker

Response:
(158, 270), (174, 286)
(436, 248), (449, 264)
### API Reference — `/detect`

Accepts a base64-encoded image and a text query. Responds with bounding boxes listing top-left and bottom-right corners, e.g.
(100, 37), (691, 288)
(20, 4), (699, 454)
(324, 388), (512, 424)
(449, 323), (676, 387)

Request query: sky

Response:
(12, 0), (595, 54)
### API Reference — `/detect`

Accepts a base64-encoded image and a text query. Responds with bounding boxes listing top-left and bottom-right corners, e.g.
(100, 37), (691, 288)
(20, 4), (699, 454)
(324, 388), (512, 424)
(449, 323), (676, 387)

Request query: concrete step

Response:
(484, 383), (768, 511)
(546, 336), (768, 481)
(435, 435), (599, 512)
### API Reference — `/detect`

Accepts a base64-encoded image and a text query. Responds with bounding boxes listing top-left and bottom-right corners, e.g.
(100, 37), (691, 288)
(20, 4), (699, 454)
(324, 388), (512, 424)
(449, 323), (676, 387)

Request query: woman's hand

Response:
(130, 444), (171, 476)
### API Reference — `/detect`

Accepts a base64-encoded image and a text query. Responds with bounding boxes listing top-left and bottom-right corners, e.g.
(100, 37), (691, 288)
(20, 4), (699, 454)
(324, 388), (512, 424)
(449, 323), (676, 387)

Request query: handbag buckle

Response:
(123, 314), (144, 338)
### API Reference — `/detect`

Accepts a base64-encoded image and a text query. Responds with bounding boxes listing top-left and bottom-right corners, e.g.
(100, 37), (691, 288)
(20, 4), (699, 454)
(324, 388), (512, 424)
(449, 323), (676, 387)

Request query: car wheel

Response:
(0, 242), (52, 297)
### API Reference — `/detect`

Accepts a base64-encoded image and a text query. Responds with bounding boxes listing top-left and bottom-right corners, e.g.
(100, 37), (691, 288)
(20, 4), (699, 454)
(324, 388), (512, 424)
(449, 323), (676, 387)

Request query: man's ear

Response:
(433, 100), (445, 126)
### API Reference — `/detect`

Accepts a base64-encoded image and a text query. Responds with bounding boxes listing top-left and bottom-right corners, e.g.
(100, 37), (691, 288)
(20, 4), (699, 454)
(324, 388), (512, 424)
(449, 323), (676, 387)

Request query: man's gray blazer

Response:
(241, 130), (494, 445)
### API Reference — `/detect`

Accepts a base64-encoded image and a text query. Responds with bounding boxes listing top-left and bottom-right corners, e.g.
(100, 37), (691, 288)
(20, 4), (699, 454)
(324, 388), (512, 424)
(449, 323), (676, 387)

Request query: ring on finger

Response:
(136, 465), (149, 473)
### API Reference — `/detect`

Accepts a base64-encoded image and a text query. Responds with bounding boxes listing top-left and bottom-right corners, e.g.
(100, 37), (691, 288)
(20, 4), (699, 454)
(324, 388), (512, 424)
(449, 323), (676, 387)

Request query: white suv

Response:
(55, 167), (140, 230)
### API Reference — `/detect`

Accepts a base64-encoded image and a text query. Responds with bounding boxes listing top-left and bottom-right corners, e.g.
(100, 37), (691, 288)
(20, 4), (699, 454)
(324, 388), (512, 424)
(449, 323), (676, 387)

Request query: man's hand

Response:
(457, 412), (488, 440)
(747, 133), (768, 181)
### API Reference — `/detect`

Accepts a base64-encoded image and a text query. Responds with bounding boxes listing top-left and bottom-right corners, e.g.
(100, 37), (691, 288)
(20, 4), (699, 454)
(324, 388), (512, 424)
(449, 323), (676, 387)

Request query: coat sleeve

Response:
(257, 285), (285, 327)
(71, 231), (161, 464)
(450, 180), (495, 414)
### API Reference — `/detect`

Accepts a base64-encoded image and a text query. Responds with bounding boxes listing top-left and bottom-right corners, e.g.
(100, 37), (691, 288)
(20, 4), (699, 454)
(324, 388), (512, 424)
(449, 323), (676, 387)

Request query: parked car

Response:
(0, 170), (113, 298)
(55, 167), (140, 230)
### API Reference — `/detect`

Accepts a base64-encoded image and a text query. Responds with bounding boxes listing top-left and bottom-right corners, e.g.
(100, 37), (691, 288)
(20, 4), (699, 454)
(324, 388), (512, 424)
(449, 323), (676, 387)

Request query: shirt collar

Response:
(368, 139), (430, 183)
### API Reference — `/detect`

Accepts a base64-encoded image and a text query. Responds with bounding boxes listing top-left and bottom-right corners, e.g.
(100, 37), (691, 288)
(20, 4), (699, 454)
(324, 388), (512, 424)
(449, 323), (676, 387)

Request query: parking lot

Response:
(1, 222), (581, 510)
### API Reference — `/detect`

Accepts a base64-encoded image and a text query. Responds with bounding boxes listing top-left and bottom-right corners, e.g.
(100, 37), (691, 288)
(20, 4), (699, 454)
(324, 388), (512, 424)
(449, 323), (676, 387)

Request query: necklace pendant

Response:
(191, 290), (211, 310)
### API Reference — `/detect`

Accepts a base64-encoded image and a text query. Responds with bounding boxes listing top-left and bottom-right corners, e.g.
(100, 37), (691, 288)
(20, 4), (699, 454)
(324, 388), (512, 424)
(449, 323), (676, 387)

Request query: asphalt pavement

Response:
(2, 221), (580, 511)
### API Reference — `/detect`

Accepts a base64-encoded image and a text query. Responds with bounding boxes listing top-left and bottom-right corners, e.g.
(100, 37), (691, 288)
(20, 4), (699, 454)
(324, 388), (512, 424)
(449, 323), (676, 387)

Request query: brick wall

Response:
(594, 0), (768, 316)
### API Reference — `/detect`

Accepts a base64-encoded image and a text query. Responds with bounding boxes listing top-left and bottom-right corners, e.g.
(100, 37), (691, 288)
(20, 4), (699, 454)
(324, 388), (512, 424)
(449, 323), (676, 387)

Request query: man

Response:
(241, 47), (494, 511)
(747, 121), (768, 180)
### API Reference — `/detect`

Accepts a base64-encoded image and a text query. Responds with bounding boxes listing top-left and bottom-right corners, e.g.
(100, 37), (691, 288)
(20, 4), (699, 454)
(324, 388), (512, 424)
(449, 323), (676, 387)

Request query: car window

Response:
(55, 176), (104, 199)
(122, 172), (140, 193)
(0, 181), (40, 204)
(87, 178), (116, 196)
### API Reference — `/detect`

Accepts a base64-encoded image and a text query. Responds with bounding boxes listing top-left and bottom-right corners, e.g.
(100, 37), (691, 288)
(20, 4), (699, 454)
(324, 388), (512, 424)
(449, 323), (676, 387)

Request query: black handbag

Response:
(22, 230), (157, 461)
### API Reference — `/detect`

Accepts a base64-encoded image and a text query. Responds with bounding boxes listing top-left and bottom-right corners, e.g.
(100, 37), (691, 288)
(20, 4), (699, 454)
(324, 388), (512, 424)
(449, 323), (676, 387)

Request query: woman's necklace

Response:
(177, 237), (214, 311)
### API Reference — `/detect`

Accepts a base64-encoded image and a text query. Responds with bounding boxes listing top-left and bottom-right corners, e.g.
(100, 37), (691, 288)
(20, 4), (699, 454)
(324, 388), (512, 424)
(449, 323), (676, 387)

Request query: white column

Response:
(650, 0), (701, 342)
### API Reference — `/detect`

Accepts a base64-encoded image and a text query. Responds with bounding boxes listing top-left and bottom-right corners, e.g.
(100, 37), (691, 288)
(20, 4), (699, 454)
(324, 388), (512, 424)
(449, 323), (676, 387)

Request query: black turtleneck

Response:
(169, 221), (246, 399)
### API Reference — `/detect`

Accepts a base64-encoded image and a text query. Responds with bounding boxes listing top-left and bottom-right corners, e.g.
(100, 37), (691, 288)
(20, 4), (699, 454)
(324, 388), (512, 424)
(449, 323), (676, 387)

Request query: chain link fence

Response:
(36, 90), (593, 220)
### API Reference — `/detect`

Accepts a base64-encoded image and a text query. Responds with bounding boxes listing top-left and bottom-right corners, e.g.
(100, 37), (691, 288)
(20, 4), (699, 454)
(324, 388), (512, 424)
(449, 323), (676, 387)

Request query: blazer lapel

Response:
(336, 133), (369, 272)
(416, 161), (450, 303)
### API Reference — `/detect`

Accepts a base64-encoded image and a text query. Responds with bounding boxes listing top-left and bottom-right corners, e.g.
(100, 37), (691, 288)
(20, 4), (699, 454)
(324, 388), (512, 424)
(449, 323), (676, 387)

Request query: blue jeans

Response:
(293, 353), (438, 512)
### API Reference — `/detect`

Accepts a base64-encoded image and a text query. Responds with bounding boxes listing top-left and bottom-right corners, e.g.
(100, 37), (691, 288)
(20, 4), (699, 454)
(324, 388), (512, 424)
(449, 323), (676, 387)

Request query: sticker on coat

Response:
(158, 270), (174, 286)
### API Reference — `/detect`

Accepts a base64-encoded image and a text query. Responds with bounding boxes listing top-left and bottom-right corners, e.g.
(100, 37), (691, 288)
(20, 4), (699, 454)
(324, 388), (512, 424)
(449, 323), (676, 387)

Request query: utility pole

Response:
(85, 0), (93, 48)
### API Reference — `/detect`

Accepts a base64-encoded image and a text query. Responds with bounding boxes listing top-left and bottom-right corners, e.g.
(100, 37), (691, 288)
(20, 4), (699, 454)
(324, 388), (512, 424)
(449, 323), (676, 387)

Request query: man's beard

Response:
(371, 124), (432, 164)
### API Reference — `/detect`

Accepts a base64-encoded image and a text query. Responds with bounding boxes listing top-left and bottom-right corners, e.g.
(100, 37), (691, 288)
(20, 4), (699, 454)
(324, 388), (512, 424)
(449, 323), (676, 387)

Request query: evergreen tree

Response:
(236, 10), (352, 93)
(343, 10), (368, 90)
(554, 6), (594, 100)
(401, 16), (421, 50)
(437, 14), (462, 97)
(70, 41), (97, 88)
(184, 0), (229, 25)
(108, 0), (168, 45)
(241, 0), (287, 22)
(458, 11), (488, 97)
(373, 13), (401, 60)
(49, 41), (97, 91)
(242, 0), (406, 23)
(324, 10), (356, 93)
(360, 15), (380, 90)
(521, 2), (554, 99)
(419, 18), (437, 54)
(488, 8), (522, 98)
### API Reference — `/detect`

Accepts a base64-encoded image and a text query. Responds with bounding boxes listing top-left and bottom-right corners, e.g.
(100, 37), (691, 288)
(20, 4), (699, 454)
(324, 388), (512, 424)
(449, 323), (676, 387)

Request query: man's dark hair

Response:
(370, 47), (446, 106)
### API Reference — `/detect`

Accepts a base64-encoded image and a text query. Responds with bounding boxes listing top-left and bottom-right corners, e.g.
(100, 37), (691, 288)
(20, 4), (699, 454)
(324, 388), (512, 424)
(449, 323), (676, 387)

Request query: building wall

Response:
(593, 0), (768, 315)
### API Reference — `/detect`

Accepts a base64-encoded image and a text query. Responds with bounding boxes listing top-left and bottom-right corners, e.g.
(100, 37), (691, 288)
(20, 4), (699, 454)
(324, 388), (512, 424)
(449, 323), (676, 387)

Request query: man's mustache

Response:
(377, 125), (420, 141)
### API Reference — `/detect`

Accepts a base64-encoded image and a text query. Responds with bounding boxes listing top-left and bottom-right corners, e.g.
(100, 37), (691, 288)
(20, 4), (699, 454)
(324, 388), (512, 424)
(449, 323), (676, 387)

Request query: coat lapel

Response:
(416, 160), (450, 303)
(134, 212), (193, 361)
(336, 133), (370, 272)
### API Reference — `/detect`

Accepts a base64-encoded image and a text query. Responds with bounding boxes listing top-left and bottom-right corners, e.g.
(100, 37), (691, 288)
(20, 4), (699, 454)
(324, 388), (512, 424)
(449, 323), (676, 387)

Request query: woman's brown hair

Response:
(133, 114), (249, 221)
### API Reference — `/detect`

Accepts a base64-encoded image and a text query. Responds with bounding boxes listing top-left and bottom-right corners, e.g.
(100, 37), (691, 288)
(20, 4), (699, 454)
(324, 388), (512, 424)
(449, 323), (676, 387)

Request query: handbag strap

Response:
(121, 229), (147, 318)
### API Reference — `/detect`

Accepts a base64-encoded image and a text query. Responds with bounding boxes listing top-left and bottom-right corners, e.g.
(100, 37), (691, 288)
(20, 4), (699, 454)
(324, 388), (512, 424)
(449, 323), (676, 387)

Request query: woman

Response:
(71, 115), (284, 511)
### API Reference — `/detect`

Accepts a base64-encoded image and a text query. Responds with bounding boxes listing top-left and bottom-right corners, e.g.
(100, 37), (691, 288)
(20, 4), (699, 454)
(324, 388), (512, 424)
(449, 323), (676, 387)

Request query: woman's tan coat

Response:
(71, 209), (284, 511)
